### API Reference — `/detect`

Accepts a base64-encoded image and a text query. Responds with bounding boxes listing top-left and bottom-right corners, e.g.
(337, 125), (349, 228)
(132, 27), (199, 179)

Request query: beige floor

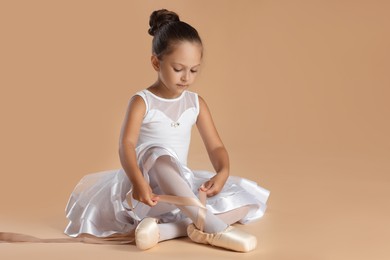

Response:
(1, 150), (389, 260)
(1, 1), (389, 259)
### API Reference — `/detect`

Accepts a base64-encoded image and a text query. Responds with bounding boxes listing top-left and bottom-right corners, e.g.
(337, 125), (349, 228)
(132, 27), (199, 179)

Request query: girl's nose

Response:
(181, 71), (190, 82)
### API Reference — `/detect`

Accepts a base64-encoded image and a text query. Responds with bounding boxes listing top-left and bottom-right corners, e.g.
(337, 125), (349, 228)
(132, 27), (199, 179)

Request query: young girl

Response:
(64, 9), (270, 252)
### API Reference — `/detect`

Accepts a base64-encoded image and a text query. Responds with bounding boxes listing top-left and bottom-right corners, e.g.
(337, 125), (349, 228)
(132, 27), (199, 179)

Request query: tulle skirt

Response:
(64, 145), (270, 238)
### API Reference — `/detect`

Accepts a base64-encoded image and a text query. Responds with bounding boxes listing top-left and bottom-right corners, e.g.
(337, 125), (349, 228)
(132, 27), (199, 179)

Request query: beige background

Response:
(1, 0), (389, 259)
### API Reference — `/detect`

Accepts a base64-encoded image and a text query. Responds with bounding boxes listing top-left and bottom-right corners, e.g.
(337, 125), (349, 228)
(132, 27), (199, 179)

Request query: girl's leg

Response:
(157, 206), (250, 242)
(216, 205), (251, 225)
(148, 155), (228, 234)
(157, 217), (192, 242)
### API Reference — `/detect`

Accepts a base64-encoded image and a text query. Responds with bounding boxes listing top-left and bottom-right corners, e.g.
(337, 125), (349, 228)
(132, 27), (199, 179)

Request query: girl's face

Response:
(152, 41), (202, 98)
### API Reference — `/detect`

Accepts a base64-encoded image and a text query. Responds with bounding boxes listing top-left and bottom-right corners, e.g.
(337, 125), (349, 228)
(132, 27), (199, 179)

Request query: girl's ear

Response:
(151, 55), (160, 71)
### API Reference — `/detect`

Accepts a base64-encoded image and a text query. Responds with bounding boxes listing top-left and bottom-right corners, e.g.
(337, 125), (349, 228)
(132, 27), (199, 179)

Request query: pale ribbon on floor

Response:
(0, 191), (207, 244)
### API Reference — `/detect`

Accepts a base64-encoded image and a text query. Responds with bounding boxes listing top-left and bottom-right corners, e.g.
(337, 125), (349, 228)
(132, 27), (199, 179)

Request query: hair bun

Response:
(148, 9), (180, 36)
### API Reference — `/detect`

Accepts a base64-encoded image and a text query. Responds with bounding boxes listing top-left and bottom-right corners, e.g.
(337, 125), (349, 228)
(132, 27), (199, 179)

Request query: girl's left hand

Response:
(199, 172), (228, 197)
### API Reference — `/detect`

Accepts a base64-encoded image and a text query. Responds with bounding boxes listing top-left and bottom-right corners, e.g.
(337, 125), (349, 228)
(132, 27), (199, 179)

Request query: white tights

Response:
(147, 156), (250, 242)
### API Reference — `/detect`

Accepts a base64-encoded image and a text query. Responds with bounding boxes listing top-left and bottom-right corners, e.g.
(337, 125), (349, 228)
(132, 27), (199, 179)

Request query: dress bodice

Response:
(133, 89), (199, 166)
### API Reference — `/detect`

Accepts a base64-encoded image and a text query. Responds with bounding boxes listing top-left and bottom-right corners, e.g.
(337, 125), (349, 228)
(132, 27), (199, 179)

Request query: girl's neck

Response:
(147, 82), (184, 99)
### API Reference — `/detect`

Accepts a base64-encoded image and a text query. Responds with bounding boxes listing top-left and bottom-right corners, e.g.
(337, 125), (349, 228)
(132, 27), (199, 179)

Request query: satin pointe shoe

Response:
(186, 190), (257, 252)
(187, 223), (257, 252)
(135, 217), (159, 250)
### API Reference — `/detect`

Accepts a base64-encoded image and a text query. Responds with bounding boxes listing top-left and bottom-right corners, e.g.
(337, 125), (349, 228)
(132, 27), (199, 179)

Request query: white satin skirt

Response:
(64, 145), (270, 238)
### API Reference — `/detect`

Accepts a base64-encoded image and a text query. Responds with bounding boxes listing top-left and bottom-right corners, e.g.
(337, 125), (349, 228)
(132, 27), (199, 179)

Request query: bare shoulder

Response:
(127, 94), (146, 115)
(197, 94), (205, 104)
(129, 94), (145, 106)
(196, 94), (214, 124)
(197, 94), (210, 113)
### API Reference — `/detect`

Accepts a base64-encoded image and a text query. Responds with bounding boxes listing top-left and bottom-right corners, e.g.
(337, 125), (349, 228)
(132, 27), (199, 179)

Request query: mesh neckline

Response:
(145, 89), (187, 102)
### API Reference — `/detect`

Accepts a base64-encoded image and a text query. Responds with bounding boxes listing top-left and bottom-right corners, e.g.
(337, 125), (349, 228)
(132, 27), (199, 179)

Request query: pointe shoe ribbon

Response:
(0, 232), (135, 244)
(127, 190), (208, 232)
(156, 192), (207, 232)
(0, 191), (207, 245)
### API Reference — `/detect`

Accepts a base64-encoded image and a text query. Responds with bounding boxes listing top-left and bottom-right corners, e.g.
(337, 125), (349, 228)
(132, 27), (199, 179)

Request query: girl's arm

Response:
(196, 95), (230, 197)
(118, 96), (159, 207)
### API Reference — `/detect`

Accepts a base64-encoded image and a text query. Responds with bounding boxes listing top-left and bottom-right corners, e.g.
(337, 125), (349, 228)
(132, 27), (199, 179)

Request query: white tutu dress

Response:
(64, 89), (270, 238)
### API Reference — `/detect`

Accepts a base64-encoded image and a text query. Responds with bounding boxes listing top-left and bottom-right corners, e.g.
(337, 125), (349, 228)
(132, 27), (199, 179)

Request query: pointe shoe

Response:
(187, 223), (257, 252)
(185, 190), (257, 252)
(135, 217), (159, 250)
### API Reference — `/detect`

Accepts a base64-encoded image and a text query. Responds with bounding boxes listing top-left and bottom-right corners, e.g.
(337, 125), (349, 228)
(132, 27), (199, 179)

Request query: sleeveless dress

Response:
(64, 89), (270, 238)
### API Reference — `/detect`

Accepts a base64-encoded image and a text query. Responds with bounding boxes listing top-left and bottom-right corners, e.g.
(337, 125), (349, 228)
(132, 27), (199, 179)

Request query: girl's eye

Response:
(173, 68), (198, 73)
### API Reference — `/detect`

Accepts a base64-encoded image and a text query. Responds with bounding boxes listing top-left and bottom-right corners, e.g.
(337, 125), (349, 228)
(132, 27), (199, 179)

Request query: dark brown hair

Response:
(148, 9), (202, 59)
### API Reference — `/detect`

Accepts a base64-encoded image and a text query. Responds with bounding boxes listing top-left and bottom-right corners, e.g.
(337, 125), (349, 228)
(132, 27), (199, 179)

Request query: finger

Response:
(206, 191), (215, 197)
(148, 198), (158, 207)
(201, 181), (213, 191)
(140, 194), (157, 205)
(199, 184), (207, 191)
(206, 187), (215, 197)
(205, 181), (214, 189)
(206, 186), (217, 197)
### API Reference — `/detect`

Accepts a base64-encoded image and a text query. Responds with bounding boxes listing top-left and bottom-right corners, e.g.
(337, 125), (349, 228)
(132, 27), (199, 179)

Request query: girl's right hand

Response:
(132, 178), (160, 207)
